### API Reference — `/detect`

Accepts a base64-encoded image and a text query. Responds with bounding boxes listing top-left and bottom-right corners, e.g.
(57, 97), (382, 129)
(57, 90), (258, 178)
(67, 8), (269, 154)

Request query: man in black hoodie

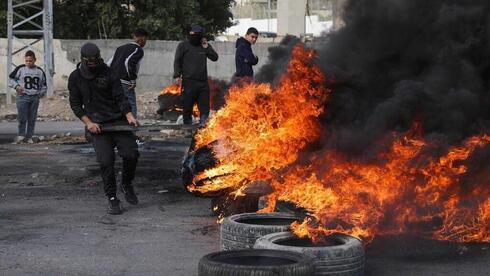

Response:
(109, 28), (148, 119)
(173, 24), (219, 125)
(68, 42), (139, 215)
(234, 27), (259, 82)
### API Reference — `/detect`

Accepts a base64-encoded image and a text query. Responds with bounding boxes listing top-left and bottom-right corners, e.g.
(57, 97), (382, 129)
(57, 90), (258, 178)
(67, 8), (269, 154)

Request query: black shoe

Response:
(121, 185), (138, 205)
(107, 197), (123, 215)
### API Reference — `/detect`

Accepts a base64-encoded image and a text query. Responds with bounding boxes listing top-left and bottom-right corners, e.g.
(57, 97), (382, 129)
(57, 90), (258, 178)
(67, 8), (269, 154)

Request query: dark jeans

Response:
(16, 94), (40, 138)
(91, 131), (139, 198)
(122, 83), (137, 118)
(182, 79), (210, 125)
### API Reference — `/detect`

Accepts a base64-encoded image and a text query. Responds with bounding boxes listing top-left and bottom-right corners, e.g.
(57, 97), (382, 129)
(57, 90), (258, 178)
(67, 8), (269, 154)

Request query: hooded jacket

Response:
(68, 63), (132, 124)
(108, 42), (144, 85)
(173, 40), (219, 81)
(235, 37), (258, 78)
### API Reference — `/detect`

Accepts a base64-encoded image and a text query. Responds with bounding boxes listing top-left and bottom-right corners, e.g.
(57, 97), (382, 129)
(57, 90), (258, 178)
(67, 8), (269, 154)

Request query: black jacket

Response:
(173, 41), (218, 81)
(68, 63), (132, 124)
(235, 37), (258, 78)
(109, 42), (144, 85)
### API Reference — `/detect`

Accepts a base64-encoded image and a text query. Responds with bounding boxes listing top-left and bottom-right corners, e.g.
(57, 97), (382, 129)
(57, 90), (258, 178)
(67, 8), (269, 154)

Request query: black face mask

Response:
(79, 58), (103, 80)
(189, 34), (202, 46)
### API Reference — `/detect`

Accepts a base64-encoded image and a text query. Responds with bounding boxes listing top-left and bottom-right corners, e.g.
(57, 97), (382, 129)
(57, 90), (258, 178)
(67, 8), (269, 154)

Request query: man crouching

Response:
(68, 42), (139, 215)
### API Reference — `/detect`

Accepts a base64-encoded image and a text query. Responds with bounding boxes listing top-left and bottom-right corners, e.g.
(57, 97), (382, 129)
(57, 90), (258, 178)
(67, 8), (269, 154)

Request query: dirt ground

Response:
(0, 91), (162, 122)
(0, 123), (489, 275)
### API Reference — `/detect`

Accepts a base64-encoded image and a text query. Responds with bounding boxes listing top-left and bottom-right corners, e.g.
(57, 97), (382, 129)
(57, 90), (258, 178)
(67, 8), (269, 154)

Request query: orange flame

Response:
(160, 82), (181, 96)
(267, 129), (490, 243)
(187, 44), (490, 244)
(187, 45), (330, 195)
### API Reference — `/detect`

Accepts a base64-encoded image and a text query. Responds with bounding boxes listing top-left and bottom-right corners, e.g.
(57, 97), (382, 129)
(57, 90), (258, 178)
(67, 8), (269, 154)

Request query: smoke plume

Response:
(318, 0), (490, 155)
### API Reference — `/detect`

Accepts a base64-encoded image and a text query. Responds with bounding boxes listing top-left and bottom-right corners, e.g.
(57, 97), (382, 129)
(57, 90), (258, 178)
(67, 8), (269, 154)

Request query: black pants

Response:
(91, 131), (139, 198)
(182, 79), (210, 125)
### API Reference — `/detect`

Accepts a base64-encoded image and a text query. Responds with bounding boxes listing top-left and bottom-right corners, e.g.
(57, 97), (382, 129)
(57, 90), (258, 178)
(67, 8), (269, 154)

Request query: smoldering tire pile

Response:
(196, 212), (365, 276)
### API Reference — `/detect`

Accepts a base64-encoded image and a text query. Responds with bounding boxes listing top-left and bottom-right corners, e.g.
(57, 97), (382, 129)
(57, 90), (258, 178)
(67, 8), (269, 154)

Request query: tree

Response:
(52, 0), (235, 40)
(0, 1), (7, 38)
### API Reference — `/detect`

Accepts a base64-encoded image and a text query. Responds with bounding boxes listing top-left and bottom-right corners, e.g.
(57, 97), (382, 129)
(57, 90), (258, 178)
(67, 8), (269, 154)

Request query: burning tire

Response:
(254, 231), (365, 276)
(198, 249), (314, 276)
(220, 212), (302, 250)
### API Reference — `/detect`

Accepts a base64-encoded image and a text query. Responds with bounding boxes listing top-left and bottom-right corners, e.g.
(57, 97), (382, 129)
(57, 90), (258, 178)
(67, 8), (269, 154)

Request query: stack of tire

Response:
(198, 212), (365, 276)
(220, 212), (302, 250)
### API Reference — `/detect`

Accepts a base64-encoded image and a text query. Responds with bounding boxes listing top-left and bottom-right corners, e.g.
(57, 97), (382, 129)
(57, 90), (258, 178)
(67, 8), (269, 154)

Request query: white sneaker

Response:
(26, 138), (34, 144)
(12, 136), (25, 144)
(136, 139), (145, 146)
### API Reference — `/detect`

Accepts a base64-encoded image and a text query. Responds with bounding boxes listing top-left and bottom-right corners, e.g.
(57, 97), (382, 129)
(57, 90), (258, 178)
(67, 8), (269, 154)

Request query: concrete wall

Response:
(1, 39), (276, 94)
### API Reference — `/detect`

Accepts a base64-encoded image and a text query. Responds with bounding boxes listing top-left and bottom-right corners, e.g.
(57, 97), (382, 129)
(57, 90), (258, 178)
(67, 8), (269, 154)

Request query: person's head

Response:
(80, 42), (102, 71)
(132, 28), (149, 47)
(188, 24), (204, 46)
(25, 50), (36, 68)
(245, 27), (259, 45)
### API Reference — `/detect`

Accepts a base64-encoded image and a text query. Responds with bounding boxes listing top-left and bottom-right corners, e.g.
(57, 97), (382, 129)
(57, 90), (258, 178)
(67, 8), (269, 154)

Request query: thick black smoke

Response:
(317, 0), (490, 155)
(255, 35), (302, 84)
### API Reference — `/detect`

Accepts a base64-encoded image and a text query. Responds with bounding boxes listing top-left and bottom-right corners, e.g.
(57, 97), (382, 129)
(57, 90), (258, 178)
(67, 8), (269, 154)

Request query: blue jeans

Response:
(16, 94), (40, 138)
(121, 83), (137, 118)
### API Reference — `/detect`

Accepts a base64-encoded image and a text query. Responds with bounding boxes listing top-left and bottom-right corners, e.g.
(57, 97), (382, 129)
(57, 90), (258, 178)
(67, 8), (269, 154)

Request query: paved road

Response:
(0, 137), (488, 275)
(0, 121), (85, 136)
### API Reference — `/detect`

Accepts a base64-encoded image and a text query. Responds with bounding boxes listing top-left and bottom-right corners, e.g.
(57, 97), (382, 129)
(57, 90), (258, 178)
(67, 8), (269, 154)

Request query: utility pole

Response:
(5, 0), (54, 105)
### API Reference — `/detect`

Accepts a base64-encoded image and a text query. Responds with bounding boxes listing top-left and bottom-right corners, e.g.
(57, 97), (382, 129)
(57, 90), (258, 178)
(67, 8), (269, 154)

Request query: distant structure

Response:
(5, 0), (54, 104)
(229, 0), (336, 38)
(332, 0), (348, 31)
(277, 0), (307, 37)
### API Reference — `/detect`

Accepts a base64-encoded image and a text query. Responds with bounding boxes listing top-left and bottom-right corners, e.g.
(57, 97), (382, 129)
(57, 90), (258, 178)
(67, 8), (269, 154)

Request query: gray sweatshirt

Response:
(8, 65), (47, 96)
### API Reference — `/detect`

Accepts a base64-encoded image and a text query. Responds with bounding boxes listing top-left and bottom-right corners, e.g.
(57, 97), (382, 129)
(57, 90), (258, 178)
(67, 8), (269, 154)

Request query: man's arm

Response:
(38, 68), (48, 95)
(205, 45), (219, 62)
(110, 73), (138, 126)
(111, 74), (132, 115)
(8, 65), (23, 90)
(68, 73), (87, 119)
(173, 42), (185, 78)
(125, 47), (144, 84)
(239, 45), (258, 65)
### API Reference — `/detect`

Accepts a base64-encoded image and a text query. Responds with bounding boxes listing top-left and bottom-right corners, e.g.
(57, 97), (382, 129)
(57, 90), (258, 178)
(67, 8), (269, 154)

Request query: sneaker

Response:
(26, 138), (34, 144)
(12, 136), (25, 144)
(121, 184), (138, 205)
(107, 197), (123, 215)
(136, 139), (145, 146)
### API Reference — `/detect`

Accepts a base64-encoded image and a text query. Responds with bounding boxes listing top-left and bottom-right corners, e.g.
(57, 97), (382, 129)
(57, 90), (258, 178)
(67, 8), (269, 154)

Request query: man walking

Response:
(173, 24), (219, 125)
(9, 50), (47, 144)
(68, 42), (139, 215)
(109, 28), (148, 118)
(234, 27), (259, 82)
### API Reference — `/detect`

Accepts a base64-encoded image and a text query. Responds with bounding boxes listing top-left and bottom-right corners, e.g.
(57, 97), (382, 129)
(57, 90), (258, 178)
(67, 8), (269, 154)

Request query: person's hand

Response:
(175, 77), (182, 87)
(86, 121), (101, 134)
(126, 112), (138, 127)
(128, 83), (136, 90)
(15, 85), (24, 95)
(201, 38), (209, 49)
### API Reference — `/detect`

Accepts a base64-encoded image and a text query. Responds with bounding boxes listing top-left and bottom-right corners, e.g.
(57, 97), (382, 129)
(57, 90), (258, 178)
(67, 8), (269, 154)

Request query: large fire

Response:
(186, 44), (490, 244)
(187, 45), (329, 195)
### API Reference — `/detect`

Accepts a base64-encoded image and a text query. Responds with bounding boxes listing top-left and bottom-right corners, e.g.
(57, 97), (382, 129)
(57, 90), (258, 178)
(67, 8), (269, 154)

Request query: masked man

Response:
(68, 42), (139, 215)
(173, 24), (218, 125)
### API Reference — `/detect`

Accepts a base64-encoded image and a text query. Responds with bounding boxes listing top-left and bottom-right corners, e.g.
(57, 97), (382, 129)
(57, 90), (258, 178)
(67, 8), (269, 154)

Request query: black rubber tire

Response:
(254, 231), (365, 276)
(198, 249), (314, 276)
(220, 212), (302, 250)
